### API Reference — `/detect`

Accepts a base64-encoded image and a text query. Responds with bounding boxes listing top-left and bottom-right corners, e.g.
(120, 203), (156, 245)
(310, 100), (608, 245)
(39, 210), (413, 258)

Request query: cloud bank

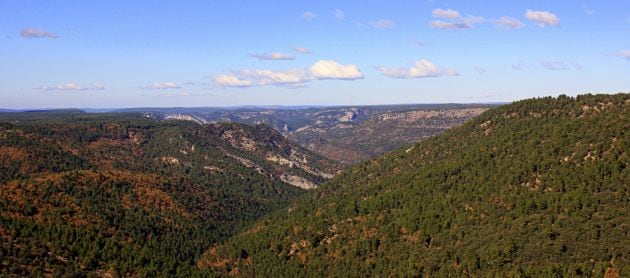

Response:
(376, 60), (459, 79)
(213, 60), (363, 88)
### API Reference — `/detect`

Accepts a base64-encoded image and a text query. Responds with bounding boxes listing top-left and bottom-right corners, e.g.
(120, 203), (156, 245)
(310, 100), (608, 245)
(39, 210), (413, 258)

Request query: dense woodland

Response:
(0, 113), (336, 276)
(202, 94), (630, 277)
(1, 94), (628, 277)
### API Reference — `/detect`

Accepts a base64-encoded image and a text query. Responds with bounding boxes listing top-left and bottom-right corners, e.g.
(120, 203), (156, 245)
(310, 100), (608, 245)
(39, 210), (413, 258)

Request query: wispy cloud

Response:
(139, 82), (181, 90)
(35, 82), (105, 91)
(302, 12), (318, 20)
(292, 46), (311, 54)
(495, 16), (524, 29)
(182, 81), (213, 89)
(475, 67), (487, 74)
(583, 4), (594, 15)
(511, 62), (530, 70)
(540, 61), (582, 71)
(213, 60), (363, 88)
(430, 21), (473, 30)
(525, 10), (559, 27)
(20, 28), (59, 39)
(412, 40), (428, 46)
(430, 8), (483, 30)
(369, 19), (396, 29)
(156, 92), (192, 97)
(250, 52), (295, 61)
(376, 59), (458, 79)
(612, 50), (630, 61)
(331, 9), (345, 20)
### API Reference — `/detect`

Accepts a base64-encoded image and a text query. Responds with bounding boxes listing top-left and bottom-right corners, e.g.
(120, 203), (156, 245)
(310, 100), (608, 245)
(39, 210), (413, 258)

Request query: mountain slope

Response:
(0, 113), (338, 276)
(201, 94), (630, 277)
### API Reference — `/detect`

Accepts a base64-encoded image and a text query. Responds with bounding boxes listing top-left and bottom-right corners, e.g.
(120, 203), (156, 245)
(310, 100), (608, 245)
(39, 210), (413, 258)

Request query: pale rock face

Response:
(164, 113), (209, 124)
(280, 174), (318, 190)
(338, 111), (356, 122)
(161, 156), (180, 165)
(378, 108), (488, 122)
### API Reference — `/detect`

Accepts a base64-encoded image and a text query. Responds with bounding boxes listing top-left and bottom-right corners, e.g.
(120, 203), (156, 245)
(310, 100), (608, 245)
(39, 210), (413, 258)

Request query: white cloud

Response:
(302, 12), (318, 20)
(496, 16), (524, 29)
(376, 60), (459, 79)
(332, 9), (345, 20)
(429, 9), (483, 30)
(214, 69), (308, 87)
(36, 82), (105, 91)
(139, 82), (181, 90)
(308, 60), (363, 80)
(525, 10), (559, 27)
(250, 53), (295, 60)
(292, 46), (311, 54)
(213, 60), (363, 88)
(369, 19), (396, 29)
(432, 8), (461, 19)
(540, 61), (582, 71)
(20, 28), (59, 39)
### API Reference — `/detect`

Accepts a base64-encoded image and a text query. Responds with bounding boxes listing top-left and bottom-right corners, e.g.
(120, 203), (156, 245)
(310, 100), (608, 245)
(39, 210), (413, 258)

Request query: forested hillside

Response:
(0, 113), (337, 276)
(202, 94), (630, 277)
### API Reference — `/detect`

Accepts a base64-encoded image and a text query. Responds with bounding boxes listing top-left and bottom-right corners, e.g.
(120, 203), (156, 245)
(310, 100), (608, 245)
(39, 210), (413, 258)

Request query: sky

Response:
(1, 0), (629, 109)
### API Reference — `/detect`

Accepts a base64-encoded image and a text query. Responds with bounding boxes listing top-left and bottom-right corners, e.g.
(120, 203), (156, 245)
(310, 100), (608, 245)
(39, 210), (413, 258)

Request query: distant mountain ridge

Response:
(136, 103), (495, 163)
(1, 104), (497, 164)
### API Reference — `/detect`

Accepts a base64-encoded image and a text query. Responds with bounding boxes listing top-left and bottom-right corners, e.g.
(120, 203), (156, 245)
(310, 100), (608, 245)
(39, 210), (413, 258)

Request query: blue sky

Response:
(1, 1), (628, 108)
